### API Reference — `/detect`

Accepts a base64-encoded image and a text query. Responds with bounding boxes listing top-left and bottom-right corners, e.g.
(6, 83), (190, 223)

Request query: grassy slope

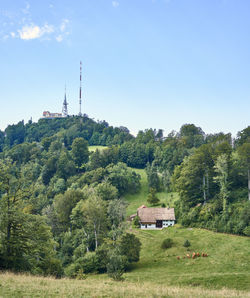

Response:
(0, 272), (249, 298)
(125, 168), (179, 216)
(123, 168), (250, 292)
(126, 227), (250, 291)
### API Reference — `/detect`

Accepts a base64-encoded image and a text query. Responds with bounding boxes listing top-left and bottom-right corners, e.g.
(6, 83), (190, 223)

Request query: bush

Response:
(243, 226), (250, 236)
(133, 215), (140, 228)
(161, 238), (173, 249)
(183, 240), (191, 247)
(107, 250), (126, 281)
(119, 233), (141, 264)
(75, 269), (87, 280)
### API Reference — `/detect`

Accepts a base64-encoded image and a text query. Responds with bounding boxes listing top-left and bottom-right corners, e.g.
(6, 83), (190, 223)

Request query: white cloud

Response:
(60, 19), (69, 32)
(112, 1), (119, 8)
(10, 32), (16, 38)
(18, 23), (54, 40)
(56, 35), (63, 42)
(22, 2), (30, 15)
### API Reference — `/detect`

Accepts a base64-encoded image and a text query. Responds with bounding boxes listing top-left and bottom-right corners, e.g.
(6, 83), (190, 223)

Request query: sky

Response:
(0, 0), (250, 137)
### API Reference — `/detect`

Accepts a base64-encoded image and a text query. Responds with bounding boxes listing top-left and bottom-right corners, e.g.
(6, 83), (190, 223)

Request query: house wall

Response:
(140, 223), (156, 229)
(140, 221), (175, 229)
(163, 220), (175, 227)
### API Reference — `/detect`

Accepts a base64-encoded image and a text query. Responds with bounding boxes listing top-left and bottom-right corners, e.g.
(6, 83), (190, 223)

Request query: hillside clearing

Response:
(125, 168), (179, 216)
(88, 145), (107, 152)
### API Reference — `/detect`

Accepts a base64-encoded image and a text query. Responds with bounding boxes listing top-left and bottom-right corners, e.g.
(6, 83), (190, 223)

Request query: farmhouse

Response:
(138, 207), (175, 229)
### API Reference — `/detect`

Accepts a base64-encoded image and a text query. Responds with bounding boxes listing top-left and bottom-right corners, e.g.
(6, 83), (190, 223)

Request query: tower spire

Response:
(62, 84), (68, 117)
(79, 61), (82, 116)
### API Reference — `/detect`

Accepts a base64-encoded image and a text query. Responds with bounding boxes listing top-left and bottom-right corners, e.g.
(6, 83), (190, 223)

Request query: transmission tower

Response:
(79, 61), (82, 116)
(62, 85), (68, 117)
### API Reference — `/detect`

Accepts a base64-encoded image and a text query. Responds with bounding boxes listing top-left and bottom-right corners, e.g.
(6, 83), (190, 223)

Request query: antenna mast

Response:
(79, 61), (82, 116)
(62, 84), (68, 117)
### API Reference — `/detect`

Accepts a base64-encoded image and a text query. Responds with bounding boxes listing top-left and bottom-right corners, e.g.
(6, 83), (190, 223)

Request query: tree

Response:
(56, 150), (76, 180)
(238, 143), (250, 201)
(0, 159), (59, 274)
(118, 233), (141, 264)
(95, 182), (118, 201)
(214, 154), (230, 212)
(71, 137), (89, 167)
(107, 163), (141, 195)
(107, 199), (127, 241)
(107, 249), (126, 281)
(146, 163), (161, 191)
(53, 189), (85, 231)
(81, 195), (107, 250)
(147, 187), (159, 205)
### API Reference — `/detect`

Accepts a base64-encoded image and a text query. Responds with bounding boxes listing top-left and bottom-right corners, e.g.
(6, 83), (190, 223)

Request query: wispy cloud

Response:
(60, 19), (69, 32)
(56, 35), (63, 42)
(0, 4), (70, 43)
(112, 1), (119, 8)
(18, 23), (54, 40)
(22, 2), (30, 15)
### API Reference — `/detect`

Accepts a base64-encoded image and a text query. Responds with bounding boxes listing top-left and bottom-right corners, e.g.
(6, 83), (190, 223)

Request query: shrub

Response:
(107, 250), (126, 281)
(183, 240), (191, 247)
(75, 269), (87, 280)
(133, 215), (140, 228)
(243, 226), (250, 236)
(161, 238), (173, 249)
(119, 233), (142, 264)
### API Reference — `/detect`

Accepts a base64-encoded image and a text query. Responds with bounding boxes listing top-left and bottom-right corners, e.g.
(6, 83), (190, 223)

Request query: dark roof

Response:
(138, 208), (175, 223)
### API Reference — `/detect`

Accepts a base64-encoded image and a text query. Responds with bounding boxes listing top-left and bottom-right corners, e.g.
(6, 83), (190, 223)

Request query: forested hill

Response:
(0, 116), (133, 150)
(0, 115), (249, 277)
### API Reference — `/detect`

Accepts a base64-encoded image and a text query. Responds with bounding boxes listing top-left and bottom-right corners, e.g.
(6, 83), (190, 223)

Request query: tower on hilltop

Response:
(62, 85), (68, 117)
(79, 61), (82, 116)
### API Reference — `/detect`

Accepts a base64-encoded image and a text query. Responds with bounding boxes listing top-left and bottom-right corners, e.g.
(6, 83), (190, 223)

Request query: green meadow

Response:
(88, 145), (107, 152)
(124, 168), (178, 216)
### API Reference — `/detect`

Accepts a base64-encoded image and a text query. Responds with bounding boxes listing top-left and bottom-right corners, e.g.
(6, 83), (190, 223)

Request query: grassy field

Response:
(126, 227), (250, 291)
(125, 168), (179, 216)
(88, 145), (107, 152)
(0, 271), (249, 298)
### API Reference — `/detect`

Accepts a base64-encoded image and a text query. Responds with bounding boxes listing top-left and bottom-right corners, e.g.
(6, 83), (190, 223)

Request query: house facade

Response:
(137, 207), (175, 229)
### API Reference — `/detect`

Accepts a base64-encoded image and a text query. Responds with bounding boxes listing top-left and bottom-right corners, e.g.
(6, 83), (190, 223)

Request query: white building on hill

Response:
(137, 207), (175, 229)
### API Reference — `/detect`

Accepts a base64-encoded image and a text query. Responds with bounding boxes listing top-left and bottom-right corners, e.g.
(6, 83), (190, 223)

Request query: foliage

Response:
(183, 240), (191, 247)
(133, 215), (140, 228)
(147, 188), (159, 205)
(118, 233), (141, 264)
(161, 238), (173, 249)
(0, 116), (249, 280)
(106, 249), (126, 281)
(71, 137), (89, 167)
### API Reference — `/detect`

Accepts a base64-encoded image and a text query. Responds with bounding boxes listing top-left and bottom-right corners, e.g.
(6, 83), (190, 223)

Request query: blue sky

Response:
(0, 0), (249, 136)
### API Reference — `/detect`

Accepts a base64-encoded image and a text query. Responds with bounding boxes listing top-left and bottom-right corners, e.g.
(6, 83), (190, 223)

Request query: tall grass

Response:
(0, 271), (249, 297)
